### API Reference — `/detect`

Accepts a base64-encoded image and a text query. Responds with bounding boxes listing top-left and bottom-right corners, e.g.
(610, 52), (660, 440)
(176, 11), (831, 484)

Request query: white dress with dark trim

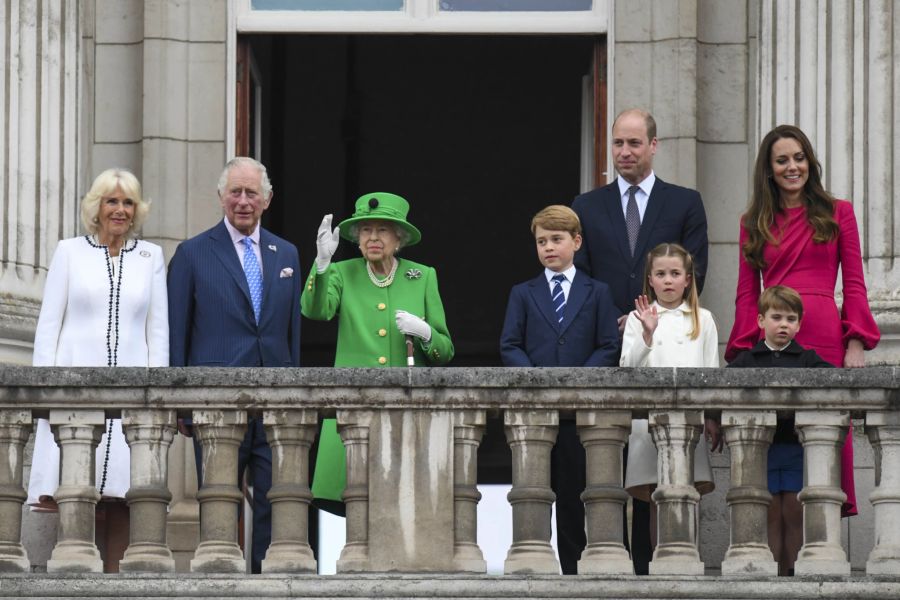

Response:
(28, 236), (169, 506)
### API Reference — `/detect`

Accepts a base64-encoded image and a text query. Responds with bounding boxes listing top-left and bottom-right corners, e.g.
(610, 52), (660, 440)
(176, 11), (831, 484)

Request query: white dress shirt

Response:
(223, 217), (263, 275)
(617, 171), (656, 223)
(543, 264), (577, 302)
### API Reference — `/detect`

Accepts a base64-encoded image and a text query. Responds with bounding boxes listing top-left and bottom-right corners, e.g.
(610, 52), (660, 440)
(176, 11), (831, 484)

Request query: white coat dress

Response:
(620, 301), (718, 501)
(28, 236), (168, 506)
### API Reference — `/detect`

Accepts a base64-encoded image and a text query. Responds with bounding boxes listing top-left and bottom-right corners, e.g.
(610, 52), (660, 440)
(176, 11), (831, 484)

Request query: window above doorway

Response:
(237, 0), (606, 33)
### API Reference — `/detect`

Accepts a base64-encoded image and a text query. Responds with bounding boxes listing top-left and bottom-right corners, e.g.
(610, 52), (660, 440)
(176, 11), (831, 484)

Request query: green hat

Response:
(338, 192), (422, 247)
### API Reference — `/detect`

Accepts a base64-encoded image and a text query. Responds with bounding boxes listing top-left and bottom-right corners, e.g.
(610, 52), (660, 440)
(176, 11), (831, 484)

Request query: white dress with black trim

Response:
(28, 235), (169, 506)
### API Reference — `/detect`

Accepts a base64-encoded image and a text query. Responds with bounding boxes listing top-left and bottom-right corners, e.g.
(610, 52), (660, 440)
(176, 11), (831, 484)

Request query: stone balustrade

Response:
(0, 366), (898, 580)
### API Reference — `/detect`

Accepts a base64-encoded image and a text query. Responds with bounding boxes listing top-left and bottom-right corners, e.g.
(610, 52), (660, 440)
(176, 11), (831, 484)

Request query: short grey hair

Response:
(216, 157), (273, 199)
(348, 221), (411, 249)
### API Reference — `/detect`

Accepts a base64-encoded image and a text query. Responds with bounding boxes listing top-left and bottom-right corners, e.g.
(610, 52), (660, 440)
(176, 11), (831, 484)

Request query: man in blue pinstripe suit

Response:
(167, 156), (301, 573)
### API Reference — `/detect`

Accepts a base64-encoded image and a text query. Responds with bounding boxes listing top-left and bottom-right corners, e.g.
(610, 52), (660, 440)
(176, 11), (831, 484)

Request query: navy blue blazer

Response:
(572, 177), (708, 315)
(167, 220), (301, 367)
(500, 270), (619, 367)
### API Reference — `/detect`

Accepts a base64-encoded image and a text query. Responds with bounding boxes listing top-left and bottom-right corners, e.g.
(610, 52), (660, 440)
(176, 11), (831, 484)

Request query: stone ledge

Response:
(1, 574), (899, 599)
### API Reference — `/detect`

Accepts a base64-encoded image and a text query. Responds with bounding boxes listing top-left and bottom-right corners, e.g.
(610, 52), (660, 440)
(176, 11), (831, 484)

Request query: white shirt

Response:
(223, 217), (263, 275)
(543, 265), (577, 302)
(617, 171), (656, 223)
(620, 301), (719, 368)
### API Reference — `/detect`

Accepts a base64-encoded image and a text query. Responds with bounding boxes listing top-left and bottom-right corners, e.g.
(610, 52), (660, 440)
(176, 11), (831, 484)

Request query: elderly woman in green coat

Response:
(301, 192), (454, 510)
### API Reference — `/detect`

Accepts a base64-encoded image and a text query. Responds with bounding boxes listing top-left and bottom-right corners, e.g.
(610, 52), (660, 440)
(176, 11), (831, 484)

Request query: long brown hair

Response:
(642, 243), (700, 340)
(743, 125), (839, 269)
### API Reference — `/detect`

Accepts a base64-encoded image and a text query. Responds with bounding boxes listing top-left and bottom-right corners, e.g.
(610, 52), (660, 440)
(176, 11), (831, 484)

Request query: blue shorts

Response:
(768, 442), (803, 494)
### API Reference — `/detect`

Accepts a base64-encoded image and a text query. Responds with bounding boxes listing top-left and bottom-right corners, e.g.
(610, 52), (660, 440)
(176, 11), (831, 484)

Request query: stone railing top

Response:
(0, 366), (897, 417)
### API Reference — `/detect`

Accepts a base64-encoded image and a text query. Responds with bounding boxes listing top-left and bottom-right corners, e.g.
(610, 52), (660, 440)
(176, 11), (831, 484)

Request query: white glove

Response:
(315, 214), (340, 273)
(395, 310), (432, 342)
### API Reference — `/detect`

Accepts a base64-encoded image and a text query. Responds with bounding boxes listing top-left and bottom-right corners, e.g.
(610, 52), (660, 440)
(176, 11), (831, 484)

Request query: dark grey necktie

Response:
(625, 185), (641, 256)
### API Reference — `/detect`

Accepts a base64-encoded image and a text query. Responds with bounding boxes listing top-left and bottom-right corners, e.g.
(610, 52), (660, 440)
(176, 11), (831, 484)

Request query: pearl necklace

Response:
(367, 258), (398, 288)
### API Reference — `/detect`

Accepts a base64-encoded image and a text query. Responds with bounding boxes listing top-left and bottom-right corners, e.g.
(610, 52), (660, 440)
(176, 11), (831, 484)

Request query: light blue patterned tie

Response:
(242, 237), (262, 323)
(551, 273), (566, 324)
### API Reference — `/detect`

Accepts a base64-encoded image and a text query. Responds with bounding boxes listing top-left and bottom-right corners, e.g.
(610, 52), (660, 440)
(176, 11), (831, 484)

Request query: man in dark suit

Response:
(572, 109), (709, 574)
(167, 156), (301, 573)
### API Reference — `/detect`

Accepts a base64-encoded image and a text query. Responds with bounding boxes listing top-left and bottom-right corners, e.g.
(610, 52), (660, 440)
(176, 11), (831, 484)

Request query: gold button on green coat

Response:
(378, 328), (387, 337)
(377, 302), (386, 310)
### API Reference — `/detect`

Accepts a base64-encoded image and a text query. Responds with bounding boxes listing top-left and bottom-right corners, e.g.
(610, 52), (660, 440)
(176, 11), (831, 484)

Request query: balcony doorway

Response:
(241, 34), (605, 367)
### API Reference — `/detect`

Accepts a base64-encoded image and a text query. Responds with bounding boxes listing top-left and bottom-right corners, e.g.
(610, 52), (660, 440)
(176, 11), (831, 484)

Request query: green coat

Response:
(301, 257), (454, 503)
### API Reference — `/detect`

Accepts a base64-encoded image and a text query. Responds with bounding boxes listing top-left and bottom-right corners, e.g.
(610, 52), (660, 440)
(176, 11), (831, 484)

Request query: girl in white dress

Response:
(620, 242), (720, 550)
(29, 168), (168, 571)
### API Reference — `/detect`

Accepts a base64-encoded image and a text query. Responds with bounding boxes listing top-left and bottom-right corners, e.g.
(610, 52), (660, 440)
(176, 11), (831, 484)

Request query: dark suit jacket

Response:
(167, 220), (301, 367)
(572, 177), (708, 315)
(500, 270), (619, 367)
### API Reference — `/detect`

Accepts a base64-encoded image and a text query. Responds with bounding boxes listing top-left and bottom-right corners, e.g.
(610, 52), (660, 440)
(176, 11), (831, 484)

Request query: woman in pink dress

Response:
(725, 125), (880, 515)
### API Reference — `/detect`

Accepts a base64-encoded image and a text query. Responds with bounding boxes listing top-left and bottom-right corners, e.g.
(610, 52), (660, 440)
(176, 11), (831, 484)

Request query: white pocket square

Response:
(279, 267), (294, 278)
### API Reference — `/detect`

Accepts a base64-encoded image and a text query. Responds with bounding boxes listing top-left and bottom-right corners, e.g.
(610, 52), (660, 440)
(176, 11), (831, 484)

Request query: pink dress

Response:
(725, 200), (880, 516)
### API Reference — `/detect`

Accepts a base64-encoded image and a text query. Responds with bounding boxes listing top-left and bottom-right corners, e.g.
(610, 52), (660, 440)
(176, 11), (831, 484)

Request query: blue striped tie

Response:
(551, 273), (566, 324)
(242, 237), (263, 323)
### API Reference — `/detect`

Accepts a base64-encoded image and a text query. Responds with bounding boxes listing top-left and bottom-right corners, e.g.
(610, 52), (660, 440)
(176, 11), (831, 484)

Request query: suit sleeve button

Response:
(378, 356), (387, 365)
(377, 303), (386, 310)
(630, 273), (636, 279)
(378, 328), (387, 337)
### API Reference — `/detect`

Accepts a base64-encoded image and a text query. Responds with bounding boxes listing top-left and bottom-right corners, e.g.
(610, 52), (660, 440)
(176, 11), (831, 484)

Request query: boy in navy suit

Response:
(500, 205), (619, 574)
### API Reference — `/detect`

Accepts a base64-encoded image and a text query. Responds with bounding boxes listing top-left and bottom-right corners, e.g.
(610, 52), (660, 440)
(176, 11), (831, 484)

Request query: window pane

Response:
(252, 0), (404, 10)
(440, 0), (591, 10)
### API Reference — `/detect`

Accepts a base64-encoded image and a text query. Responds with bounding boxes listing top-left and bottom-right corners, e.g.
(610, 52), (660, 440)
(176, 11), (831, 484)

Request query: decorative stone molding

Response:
(46, 410), (105, 573)
(119, 409), (177, 573)
(865, 410), (900, 575)
(648, 410), (705, 575)
(720, 410), (777, 575)
(576, 409), (632, 575)
(503, 410), (559, 575)
(261, 409), (318, 574)
(189, 410), (247, 573)
(794, 410), (851, 576)
(0, 410), (31, 572)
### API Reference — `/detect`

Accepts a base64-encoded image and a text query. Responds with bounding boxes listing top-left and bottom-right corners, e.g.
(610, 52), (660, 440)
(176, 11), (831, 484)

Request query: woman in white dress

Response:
(29, 168), (168, 571)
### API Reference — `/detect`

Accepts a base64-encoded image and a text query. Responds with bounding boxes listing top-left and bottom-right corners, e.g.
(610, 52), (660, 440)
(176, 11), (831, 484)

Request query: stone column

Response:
(720, 410), (777, 575)
(336, 410), (374, 573)
(794, 410), (850, 575)
(119, 409), (177, 573)
(452, 410), (486, 573)
(503, 410), (559, 574)
(261, 409), (317, 574)
(46, 410), (105, 573)
(189, 410), (247, 573)
(648, 410), (705, 575)
(865, 410), (900, 575)
(0, 410), (31, 572)
(0, 0), (80, 365)
(576, 409), (632, 575)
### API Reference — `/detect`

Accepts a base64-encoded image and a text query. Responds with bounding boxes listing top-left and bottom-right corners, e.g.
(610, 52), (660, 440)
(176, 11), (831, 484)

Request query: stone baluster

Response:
(865, 410), (900, 575)
(720, 410), (778, 575)
(189, 410), (247, 573)
(503, 410), (559, 574)
(261, 409), (318, 573)
(46, 410), (105, 573)
(452, 410), (487, 572)
(119, 409), (177, 572)
(336, 410), (374, 573)
(648, 410), (705, 575)
(575, 409), (632, 574)
(0, 410), (31, 572)
(794, 410), (850, 575)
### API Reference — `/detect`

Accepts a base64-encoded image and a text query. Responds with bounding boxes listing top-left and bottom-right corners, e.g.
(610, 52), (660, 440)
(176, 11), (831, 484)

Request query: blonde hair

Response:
(531, 205), (581, 237)
(80, 168), (149, 237)
(642, 243), (701, 340)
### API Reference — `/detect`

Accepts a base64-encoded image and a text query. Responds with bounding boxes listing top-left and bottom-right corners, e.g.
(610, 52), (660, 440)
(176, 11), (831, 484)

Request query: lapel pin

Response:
(268, 244), (277, 252)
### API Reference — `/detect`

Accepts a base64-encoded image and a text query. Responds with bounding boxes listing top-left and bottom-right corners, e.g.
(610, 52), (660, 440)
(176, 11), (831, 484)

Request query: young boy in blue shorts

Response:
(500, 204), (619, 574)
(726, 285), (832, 576)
